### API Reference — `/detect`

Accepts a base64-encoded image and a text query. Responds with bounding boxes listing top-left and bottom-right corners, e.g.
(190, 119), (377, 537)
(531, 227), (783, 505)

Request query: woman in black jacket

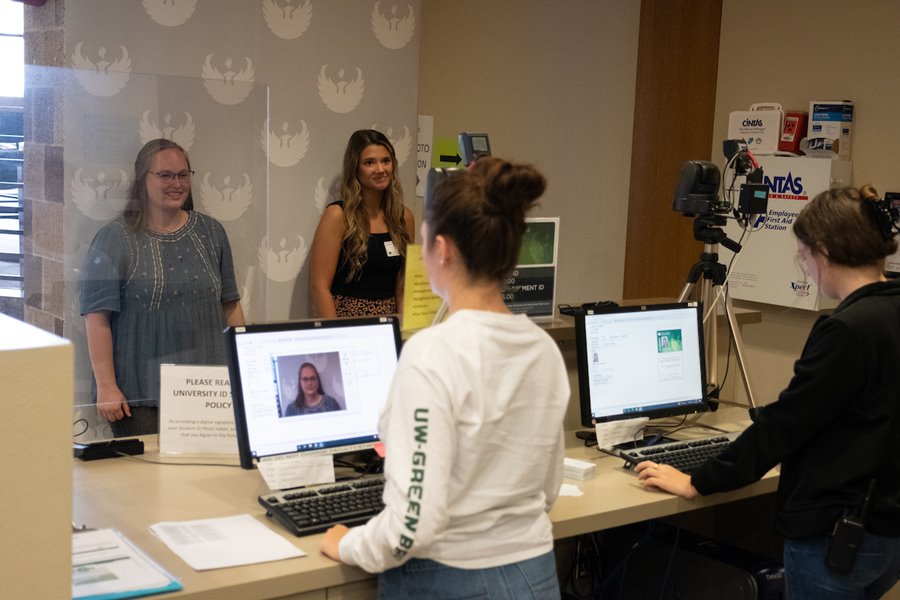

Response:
(637, 185), (900, 599)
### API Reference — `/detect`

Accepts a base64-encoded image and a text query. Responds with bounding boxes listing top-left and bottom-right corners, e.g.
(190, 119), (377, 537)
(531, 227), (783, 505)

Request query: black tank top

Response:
(329, 202), (403, 300)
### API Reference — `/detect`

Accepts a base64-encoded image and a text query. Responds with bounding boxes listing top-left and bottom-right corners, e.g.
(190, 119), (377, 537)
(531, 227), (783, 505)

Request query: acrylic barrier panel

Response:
(42, 66), (270, 441)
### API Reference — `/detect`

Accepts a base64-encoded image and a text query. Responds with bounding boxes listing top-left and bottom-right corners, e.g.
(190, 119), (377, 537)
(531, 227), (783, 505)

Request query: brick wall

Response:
(22, 0), (65, 336)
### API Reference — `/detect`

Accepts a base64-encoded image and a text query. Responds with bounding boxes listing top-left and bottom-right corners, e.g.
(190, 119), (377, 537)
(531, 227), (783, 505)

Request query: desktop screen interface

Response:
(582, 305), (706, 422)
(230, 318), (399, 462)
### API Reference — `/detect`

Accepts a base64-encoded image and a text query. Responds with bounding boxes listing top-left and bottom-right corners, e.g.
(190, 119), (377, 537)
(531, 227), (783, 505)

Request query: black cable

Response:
(563, 535), (591, 599)
(112, 451), (243, 467)
(72, 418), (89, 437)
(657, 526), (681, 599)
(598, 521), (656, 598)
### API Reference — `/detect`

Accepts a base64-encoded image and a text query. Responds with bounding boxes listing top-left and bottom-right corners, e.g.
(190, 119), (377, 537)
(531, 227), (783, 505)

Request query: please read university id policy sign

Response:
(159, 364), (238, 456)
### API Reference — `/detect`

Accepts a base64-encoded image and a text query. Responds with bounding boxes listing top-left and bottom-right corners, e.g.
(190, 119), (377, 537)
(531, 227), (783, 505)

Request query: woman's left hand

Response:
(320, 524), (350, 561)
(635, 461), (699, 499)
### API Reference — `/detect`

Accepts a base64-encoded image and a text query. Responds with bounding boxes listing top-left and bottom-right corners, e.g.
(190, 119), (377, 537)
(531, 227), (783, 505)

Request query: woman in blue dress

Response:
(80, 139), (244, 437)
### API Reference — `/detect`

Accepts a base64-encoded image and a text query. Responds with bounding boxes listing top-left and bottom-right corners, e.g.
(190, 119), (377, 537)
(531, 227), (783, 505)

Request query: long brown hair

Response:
(123, 138), (194, 231)
(338, 129), (409, 281)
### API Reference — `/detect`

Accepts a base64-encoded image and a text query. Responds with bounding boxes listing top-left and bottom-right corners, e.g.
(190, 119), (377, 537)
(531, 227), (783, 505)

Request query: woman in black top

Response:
(309, 130), (415, 318)
(637, 185), (900, 599)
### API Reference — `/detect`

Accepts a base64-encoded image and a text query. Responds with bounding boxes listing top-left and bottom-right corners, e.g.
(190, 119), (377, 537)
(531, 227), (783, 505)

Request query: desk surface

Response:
(72, 408), (776, 600)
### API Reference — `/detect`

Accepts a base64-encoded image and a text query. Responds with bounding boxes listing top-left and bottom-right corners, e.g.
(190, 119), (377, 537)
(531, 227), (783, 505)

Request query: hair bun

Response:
(473, 158), (546, 218)
(859, 183), (880, 202)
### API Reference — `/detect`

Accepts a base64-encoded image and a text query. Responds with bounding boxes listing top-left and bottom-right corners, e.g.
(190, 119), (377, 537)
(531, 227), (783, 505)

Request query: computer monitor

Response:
(575, 302), (709, 428)
(225, 316), (402, 469)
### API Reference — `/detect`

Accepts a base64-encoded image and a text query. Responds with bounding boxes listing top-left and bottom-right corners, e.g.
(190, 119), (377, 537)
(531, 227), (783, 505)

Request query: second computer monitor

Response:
(575, 302), (709, 427)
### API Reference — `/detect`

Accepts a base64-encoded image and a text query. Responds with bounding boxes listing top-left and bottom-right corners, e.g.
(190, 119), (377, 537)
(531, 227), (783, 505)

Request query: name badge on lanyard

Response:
(384, 240), (399, 257)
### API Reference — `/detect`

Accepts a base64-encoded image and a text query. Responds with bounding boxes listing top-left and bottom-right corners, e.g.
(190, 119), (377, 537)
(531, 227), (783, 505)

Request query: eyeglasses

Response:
(150, 170), (194, 183)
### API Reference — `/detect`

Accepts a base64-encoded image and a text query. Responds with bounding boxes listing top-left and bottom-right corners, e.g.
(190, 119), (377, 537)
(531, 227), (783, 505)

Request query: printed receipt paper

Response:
(257, 453), (335, 491)
(595, 417), (648, 449)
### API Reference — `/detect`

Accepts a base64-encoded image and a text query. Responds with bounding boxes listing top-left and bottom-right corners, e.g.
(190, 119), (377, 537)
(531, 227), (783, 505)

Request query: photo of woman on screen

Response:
(284, 362), (343, 416)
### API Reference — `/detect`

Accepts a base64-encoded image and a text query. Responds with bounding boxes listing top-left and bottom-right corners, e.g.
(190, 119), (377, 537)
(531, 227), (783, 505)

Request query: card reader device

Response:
(458, 132), (491, 166)
(73, 438), (144, 461)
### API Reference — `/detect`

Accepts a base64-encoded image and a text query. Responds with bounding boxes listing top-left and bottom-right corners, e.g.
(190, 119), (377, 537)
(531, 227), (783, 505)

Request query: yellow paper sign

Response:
(402, 244), (443, 331)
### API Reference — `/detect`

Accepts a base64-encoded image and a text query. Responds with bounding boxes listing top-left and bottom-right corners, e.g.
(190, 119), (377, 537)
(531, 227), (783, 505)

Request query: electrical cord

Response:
(72, 418), (89, 437)
(112, 450), (243, 468)
(562, 533), (604, 599)
(657, 526), (681, 600)
(597, 521), (656, 598)
(701, 227), (748, 327)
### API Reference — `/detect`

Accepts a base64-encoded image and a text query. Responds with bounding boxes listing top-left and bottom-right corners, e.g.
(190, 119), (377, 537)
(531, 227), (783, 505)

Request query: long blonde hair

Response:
(339, 129), (409, 281)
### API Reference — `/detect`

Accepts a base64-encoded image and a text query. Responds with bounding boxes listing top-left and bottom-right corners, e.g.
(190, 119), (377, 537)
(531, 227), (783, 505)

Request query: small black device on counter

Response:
(73, 438), (144, 461)
(557, 301), (618, 317)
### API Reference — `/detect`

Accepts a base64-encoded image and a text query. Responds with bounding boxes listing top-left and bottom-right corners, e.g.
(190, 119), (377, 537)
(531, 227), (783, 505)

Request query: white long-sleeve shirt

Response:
(339, 310), (570, 573)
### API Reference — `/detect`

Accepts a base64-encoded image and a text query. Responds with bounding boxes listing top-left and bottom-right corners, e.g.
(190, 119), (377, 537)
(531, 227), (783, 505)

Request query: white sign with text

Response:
(159, 364), (238, 456)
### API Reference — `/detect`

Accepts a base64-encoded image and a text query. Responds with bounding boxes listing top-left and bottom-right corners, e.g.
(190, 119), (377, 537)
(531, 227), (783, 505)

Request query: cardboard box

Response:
(808, 101), (853, 159)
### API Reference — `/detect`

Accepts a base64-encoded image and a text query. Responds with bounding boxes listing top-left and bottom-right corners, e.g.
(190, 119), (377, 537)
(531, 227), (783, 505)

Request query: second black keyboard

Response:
(619, 431), (740, 473)
(259, 477), (385, 537)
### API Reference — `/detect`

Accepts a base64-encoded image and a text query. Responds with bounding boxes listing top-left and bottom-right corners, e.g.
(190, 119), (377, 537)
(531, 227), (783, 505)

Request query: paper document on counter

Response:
(73, 528), (181, 599)
(595, 417), (648, 449)
(257, 452), (335, 490)
(149, 513), (304, 570)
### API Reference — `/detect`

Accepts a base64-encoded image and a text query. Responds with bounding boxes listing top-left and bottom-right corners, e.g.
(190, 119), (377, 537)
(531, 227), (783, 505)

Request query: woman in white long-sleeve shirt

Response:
(320, 157), (570, 599)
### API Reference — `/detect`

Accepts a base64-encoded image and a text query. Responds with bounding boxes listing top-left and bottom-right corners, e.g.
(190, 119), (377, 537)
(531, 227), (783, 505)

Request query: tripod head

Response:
(692, 214), (742, 254)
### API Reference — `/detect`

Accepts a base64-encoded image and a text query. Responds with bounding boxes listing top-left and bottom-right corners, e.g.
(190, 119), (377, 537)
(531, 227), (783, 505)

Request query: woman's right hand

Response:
(96, 383), (131, 422)
(85, 311), (131, 423)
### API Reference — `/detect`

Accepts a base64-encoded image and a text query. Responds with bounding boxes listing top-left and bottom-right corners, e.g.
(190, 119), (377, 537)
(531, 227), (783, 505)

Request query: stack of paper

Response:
(564, 457), (596, 480)
(73, 528), (182, 599)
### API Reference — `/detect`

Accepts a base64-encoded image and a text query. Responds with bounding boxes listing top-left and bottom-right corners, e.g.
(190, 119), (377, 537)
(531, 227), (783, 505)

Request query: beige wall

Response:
(714, 0), (900, 407)
(418, 1), (641, 306)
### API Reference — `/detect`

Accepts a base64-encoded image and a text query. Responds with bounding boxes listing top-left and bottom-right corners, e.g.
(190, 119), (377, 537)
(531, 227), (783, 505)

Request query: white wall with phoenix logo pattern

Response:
(62, 0), (419, 436)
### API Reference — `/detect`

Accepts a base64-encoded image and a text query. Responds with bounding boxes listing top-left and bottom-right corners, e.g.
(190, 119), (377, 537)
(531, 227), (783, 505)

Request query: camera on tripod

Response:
(673, 141), (766, 414)
(672, 140), (769, 219)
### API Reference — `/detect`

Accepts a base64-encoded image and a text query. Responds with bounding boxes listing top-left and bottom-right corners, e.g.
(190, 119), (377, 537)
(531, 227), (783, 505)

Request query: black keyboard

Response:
(619, 432), (739, 473)
(259, 477), (385, 536)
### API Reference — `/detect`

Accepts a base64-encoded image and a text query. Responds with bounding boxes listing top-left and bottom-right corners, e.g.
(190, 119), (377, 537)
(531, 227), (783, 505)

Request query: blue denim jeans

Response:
(377, 551), (560, 599)
(783, 533), (900, 599)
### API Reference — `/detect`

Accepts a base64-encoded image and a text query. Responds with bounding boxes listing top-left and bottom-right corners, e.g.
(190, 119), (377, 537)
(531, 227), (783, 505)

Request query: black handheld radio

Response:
(826, 479), (876, 573)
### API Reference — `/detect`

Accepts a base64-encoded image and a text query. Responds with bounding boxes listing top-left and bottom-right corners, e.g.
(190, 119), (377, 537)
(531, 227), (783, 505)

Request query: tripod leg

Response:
(703, 280), (719, 395)
(677, 282), (695, 303)
(723, 291), (757, 409)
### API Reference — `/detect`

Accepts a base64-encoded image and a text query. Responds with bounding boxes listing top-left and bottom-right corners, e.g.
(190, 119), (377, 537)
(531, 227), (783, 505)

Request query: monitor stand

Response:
(575, 430), (675, 450)
(334, 448), (383, 476)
